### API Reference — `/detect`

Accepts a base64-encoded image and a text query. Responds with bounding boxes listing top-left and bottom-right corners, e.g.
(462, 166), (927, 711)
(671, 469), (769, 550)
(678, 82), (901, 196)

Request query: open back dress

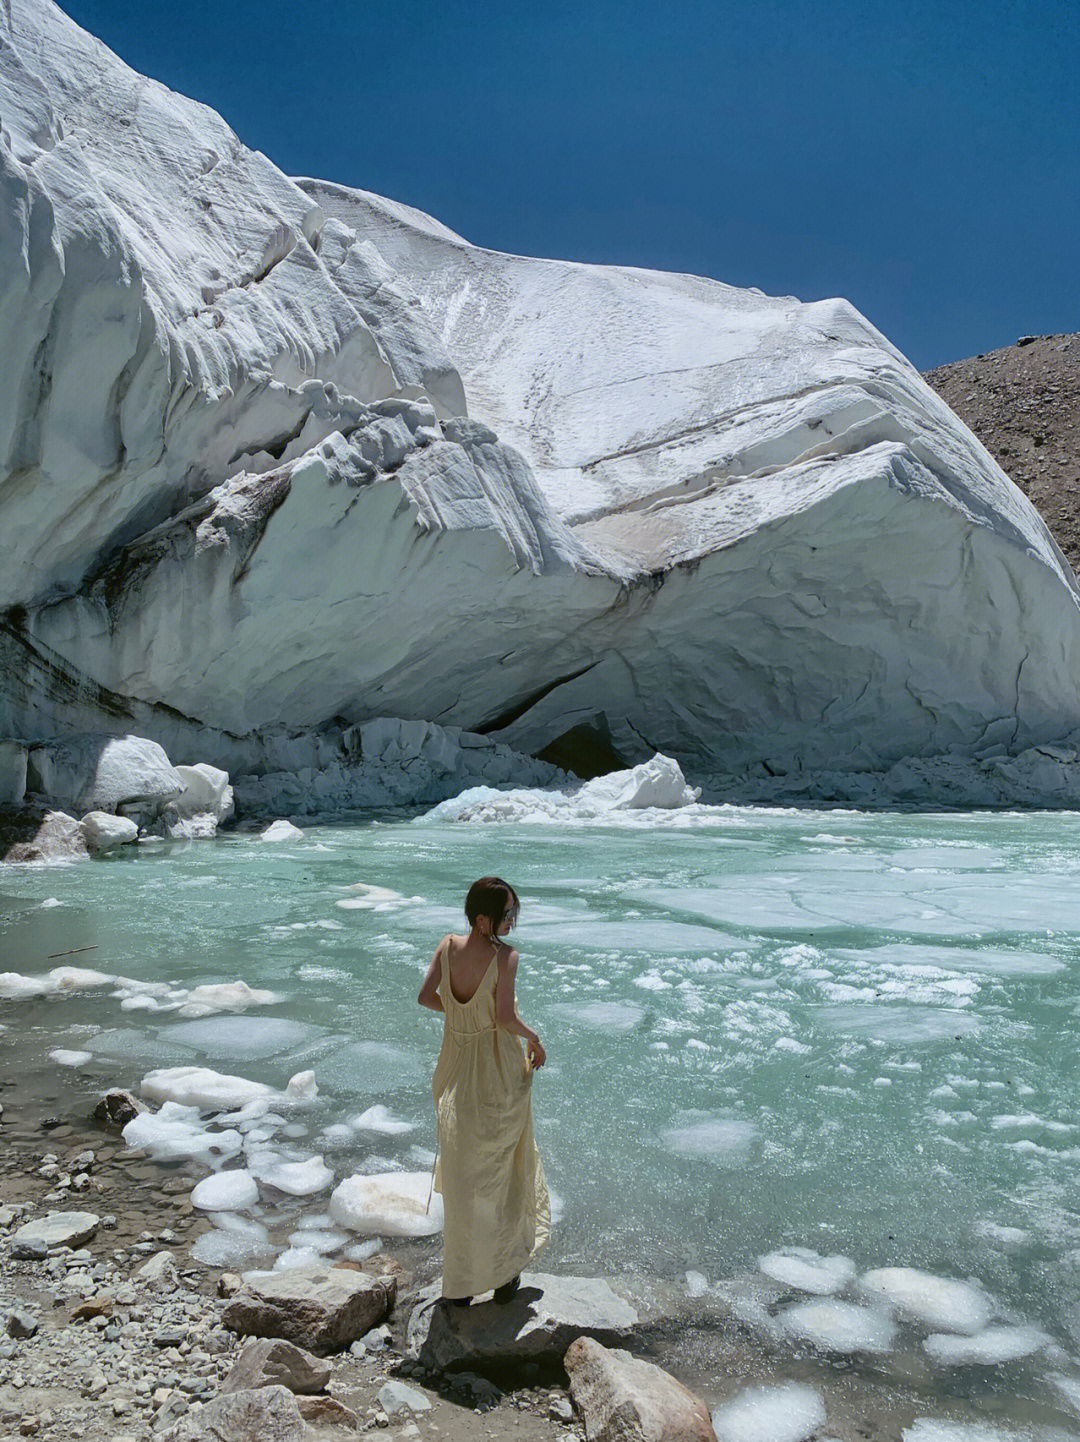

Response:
(431, 939), (550, 1298)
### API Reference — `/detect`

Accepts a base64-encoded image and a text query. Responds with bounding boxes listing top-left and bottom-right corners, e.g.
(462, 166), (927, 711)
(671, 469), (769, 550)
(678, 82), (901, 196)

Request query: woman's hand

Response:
(527, 1034), (546, 1069)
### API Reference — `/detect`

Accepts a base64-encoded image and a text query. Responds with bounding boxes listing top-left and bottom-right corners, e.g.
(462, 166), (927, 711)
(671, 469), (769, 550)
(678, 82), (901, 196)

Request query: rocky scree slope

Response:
(925, 333), (1080, 575)
(3, 0), (1080, 792)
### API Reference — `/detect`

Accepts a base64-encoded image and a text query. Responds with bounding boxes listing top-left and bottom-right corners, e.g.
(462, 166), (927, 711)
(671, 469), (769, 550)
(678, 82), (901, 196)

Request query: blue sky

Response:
(63, 0), (1077, 369)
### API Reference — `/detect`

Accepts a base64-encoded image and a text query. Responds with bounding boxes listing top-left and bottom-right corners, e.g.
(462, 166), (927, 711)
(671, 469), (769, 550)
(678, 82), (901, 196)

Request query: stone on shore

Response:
(223, 1265), (396, 1354)
(13, 1211), (99, 1251)
(565, 1336), (717, 1442)
(80, 810), (139, 853)
(378, 1380), (433, 1415)
(223, 1337), (332, 1395)
(297, 1394), (361, 1428)
(134, 1250), (181, 1290)
(407, 1273), (686, 1373)
(93, 1088), (147, 1127)
(157, 1384), (306, 1441)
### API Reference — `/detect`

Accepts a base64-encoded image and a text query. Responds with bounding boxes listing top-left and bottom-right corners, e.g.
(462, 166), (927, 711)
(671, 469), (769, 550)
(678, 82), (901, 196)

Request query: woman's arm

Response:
(495, 948), (546, 1067)
(418, 938), (447, 1013)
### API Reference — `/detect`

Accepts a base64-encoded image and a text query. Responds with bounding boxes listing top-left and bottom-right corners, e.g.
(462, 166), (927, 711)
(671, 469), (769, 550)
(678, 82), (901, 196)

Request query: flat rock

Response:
(407, 1273), (687, 1374)
(157, 1384), (305, 1442)
(297, 1394), (360, 1429)
(223, 1337), (332, 1395)
(12, 1211), (99, 1250)
(134, 1250), (180, 1290)
(223, 1265), (395, 1355)
(378, 1380), (432, 1416)
(565, 1336), (717, 1442)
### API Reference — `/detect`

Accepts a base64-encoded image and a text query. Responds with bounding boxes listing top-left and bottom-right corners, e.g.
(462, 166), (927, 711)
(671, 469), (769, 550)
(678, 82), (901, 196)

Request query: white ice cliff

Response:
(3, 0), (1080, 802)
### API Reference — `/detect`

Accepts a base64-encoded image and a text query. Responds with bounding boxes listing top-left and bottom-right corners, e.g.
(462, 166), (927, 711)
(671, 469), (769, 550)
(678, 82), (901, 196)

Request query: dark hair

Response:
(465, 876), (520, 935)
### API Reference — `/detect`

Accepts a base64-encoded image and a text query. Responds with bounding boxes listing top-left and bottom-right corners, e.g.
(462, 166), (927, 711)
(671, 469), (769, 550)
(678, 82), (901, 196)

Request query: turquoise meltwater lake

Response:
(2, 802), (1079, 1431)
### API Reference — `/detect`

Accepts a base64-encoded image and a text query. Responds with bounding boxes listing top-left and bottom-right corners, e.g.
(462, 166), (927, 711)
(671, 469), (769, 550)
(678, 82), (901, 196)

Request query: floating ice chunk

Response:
(971, 1220), (1030, 1249)
(41, 897), (62, 908)
(427, 755), (699, 824)
(190, 1170), (259, 1211)
(903, 1420), (1030, 1442)
(336, 883), (406, 910)
(661, 1114), (756, 1164)
(858, 1268), (993, 1334)
(123, 1101), (244, 1165)
(0, 965), (115, 998)
(778, 1297), (897, 1354)
(814, 1005), (981, 1044)
(274, 1246), (325, 1271)
(712, 1382), (826, 1442)
(773, 1037), (811, 1054)
(685, 1271), (710, 1298)
(576, 755), (701, 810)
(190, 1213), (271, 1266)
(320, 1124), (355, 1148)
(286, 1070), (319, 1101)
(634, 972), (673, 992)
(253, 1155), (333, 1196)
(344, 1238), (383, 1263)
(924, 1325), (1048, 1366)
(141, 1066), (276, 1111)
(161, 1016), (318, 1059)
(48, 1048), (93, 1067)
(261, 819), (304, 841)
(286, 1228), (348, 1254)
(351, 1105), (415, 1136)
(549, 1001), (644, 1033)
(176, 980), (282, 1017)
(330, 1171), (443, 1236)
(758, 1247), (856, 1295)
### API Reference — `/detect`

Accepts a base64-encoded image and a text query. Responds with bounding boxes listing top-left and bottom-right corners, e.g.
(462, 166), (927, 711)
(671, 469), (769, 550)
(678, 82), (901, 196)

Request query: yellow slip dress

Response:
(431, 940), (550, 1298)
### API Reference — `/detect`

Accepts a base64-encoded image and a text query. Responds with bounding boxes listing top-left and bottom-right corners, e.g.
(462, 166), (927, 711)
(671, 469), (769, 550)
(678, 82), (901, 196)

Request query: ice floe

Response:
(777, 1297), (897, 1354)
(190, 1170), (259, 1211)
(712, 1382), (826, 1442)
(330, 1172), (444, 1236)
(857, 1267), (993, 1334)
(0, 966), (114, 998)
(261, 820), (305, 842)
(336, 883), (408, 911)
(350, 1105), (415, 1136)
(48, 1048), (93, 1067)
(122, 1102), (243, 1166)
(141, 1066), (276, 1111)
(923, 1324), (1049, 1366)
(189, 1213), (272, 1267)
(757, 1247), (856, 1295)
(249, 1155), (333, 1196)
(661, 1114), (756, 1164)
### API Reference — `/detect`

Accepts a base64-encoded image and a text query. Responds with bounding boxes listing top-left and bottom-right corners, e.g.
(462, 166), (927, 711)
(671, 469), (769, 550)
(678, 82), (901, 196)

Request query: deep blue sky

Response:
(62, 0), (1077, 369)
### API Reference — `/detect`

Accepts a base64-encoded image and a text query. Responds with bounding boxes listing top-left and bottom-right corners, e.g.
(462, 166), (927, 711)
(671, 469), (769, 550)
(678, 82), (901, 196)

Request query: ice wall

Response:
(3, 0), (1080, 788)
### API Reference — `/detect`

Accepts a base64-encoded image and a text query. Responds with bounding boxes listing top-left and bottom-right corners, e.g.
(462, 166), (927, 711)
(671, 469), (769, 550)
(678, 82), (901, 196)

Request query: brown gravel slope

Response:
(923, 332), (1080, 575)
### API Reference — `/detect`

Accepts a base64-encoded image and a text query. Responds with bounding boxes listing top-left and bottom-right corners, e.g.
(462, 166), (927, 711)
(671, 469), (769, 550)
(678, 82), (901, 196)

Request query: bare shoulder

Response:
(497, 944), (520, 968)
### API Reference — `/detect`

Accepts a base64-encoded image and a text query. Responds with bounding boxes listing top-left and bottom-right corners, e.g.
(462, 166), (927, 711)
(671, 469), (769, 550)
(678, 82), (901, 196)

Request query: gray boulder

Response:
(565, 1336), (717, 1442)
(27, 733), (184, 817)
(223, 1265), (395, 1355)
(223, 1337), (332, 1395)
(377, 1380), (432, 1416)
(12, 1211), (99, 1251)
(157, 1385), (305, 1441)
(407, 1273), (688, 1374)
(93, 1088), (146, 1127)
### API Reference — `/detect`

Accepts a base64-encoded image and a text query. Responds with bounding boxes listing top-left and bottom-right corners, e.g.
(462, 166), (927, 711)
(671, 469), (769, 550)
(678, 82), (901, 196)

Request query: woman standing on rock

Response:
(418, 875), (550, 1306)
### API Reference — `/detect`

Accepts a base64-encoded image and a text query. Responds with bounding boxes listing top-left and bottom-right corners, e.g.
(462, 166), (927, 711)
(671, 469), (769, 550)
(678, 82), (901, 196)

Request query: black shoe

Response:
(493, 1275), (520, 1303)
(444, 1295), (472, 1307)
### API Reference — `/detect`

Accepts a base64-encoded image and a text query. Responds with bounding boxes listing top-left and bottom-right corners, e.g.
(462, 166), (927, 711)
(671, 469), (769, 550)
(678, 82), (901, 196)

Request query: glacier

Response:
(3, 0), (1080, 807)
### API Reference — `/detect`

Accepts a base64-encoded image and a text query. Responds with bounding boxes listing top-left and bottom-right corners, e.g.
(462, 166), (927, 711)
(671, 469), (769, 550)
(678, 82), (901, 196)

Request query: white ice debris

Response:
(286, 1228), (349, 1254)
(336, 883), (407, 910)
(140, 1066), (276, 1112)
(351, 1105), (415, 1136)
(273, 1246), (326, 1272)
(330, 1172), (444, 1237)
(0, 966), (115, 998)
(425, 756), (700, 825)
(923, 1325), (1049, 1366)
(285, 1070), (319, 1101)
(250, 1155), (333, 1197)
(174, 981), (282, 1018)
(122, 1102), (243, 1166)
(190, 1170), (260, 1211)
(712, 1382), (827, 1442)
(261, 820), (305, 842)
(189, 1213), (271, 1267)
(778, 1297), (898, 1354)
(80, 811), (139, 853)
(757, 1247), (857, 1295)
(660, 1115), (756, 1164)
(903, 1421), (1030, 1442)
(47, 1048), (93, 1067)
(858, 1267), (993, 1335)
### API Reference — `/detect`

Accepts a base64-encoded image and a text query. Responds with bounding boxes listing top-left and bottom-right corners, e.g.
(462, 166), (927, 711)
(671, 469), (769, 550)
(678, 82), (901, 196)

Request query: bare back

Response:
(443, 933), (504, 1006)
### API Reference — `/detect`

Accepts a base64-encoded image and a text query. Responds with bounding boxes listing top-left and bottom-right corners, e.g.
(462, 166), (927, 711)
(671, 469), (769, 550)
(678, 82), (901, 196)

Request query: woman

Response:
(417, 875), (550, 1305)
